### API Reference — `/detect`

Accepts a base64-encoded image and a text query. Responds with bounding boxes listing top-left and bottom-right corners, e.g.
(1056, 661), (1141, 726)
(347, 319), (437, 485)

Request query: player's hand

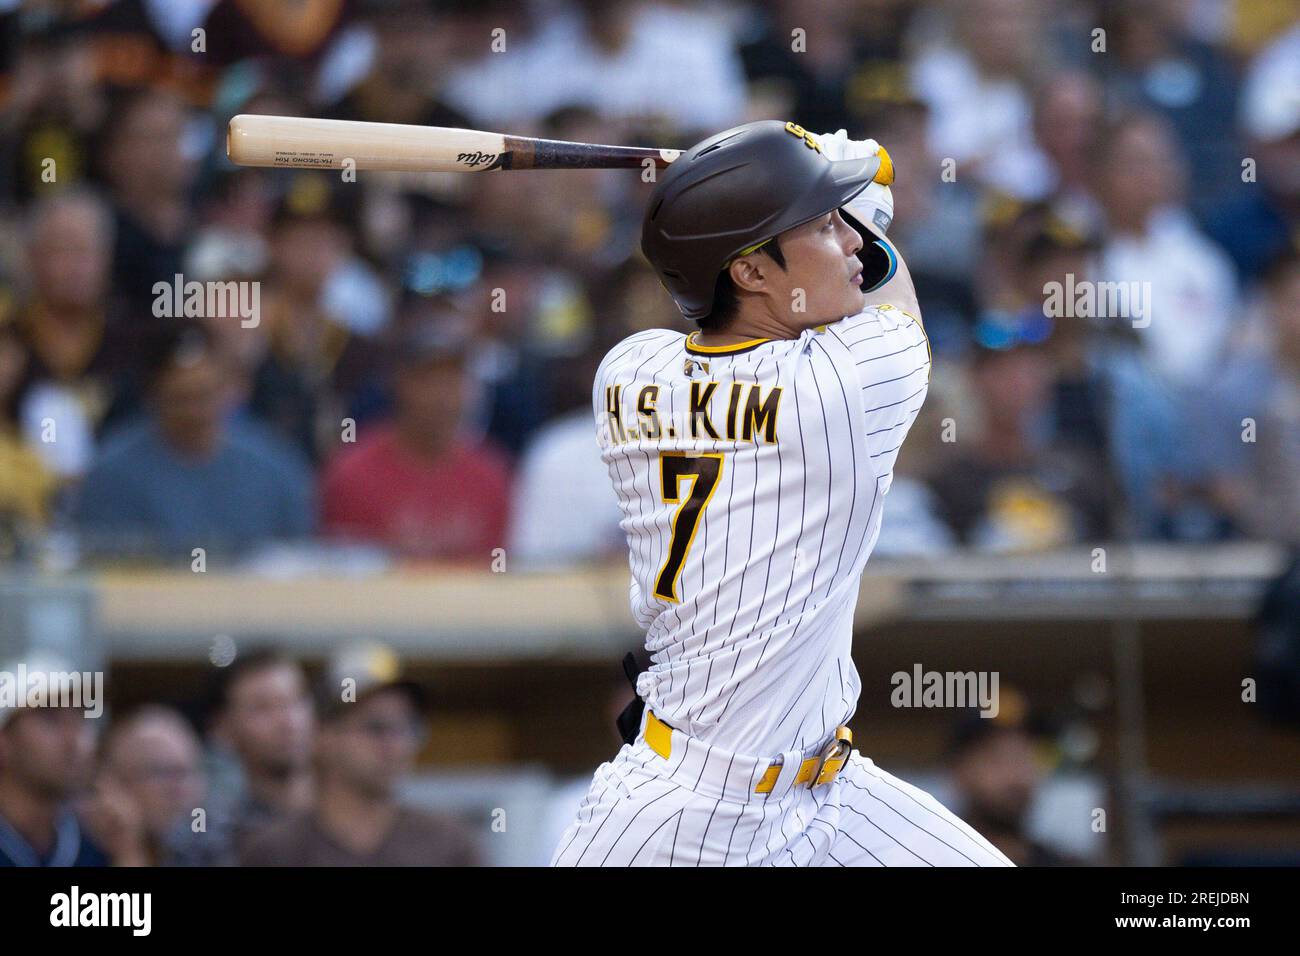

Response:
(816, 129), (895, 236)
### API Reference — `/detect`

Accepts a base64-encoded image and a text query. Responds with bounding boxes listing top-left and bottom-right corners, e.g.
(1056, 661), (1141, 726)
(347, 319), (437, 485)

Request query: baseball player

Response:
(552, 121), (1012, 867)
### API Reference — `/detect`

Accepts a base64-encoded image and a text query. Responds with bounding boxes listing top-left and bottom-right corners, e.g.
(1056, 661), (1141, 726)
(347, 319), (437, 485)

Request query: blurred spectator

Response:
(1030, 71), (1105, 234)
(98, 87), (199, 313)
(946, 695), (1086, 866)
(908, 0), (1053, 198)
(1094, 0), (1242, 213)
(200, 0), (352, 69)
(0, 309), (56, 541)
(443, 0), (746, 131)
(249, 179), (385, 462)
(1203, 23), (1300, 284)
(1094, 113), (1245, 538)
(73, 321), (314, 558)
(329, 1), (473, 130)
(208, 650), (315, 856)
(0, 27), (107, 202)
(1096, 112), (1238, 385)
(15, 189), (138, 479)
(739, 0), (914, 134)
(929, 339), (1108, 550)
(0, 655), (109, 867)
(95, 704), (224, 866)
(1220, 252), (1300, 543)
(0, 0), (1289, 569)
(321, 316), (511, 563)
(508, 340), (623, 566)
(240, 645), (480, 866)
(863, 101), (981, 342)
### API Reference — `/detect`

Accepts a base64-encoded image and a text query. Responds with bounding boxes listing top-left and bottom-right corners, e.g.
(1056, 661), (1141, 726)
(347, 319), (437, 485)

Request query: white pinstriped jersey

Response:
(594, 304), (931, 758)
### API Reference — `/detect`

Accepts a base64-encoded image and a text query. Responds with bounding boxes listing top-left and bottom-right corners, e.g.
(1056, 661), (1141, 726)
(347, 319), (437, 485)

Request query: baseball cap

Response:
(315, 643), (428, 721)
(945, 686), (1047, 757)
(0, 652), (88, 730)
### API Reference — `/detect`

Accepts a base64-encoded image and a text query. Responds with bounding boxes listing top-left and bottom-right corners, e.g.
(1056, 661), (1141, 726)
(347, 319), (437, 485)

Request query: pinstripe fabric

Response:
(591, 307), (929, 758)
(551, 740), (1013, 867)
(558, 305), (962, 867)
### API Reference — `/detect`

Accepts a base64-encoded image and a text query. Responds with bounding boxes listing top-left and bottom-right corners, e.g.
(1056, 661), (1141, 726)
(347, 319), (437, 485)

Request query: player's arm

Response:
(814, 129), (923, 327)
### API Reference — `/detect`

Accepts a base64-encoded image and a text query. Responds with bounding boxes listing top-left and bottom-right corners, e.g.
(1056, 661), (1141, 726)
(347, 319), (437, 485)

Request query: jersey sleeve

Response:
(826, 305), (932, 481)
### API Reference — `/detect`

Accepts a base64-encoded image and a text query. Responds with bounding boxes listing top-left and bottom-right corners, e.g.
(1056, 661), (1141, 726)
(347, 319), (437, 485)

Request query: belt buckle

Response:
(811, 727), (852, 787)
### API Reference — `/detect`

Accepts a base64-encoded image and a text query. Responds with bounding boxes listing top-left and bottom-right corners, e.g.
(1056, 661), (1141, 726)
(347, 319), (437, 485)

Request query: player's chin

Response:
(841, 286), (867, 315)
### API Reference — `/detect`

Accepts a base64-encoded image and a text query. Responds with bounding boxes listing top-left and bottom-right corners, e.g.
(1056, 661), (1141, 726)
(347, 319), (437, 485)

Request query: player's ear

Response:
(728, 255), (768, 295)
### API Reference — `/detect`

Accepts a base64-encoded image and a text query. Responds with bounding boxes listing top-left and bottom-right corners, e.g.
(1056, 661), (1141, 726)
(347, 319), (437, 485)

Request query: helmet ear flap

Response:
(858, 237), (897, 293)
(841, 210), (897, 292)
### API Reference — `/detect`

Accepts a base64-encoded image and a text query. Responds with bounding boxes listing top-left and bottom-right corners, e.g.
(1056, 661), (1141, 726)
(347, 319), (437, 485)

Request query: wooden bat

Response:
(226, 114), (681, 173)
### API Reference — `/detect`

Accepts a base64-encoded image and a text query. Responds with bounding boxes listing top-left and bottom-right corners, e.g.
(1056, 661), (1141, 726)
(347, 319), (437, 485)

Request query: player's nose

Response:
(838, 212), (864, 256)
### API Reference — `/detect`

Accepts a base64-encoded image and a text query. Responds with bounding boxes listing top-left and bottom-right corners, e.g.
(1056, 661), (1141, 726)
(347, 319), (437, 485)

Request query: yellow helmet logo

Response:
(783, 122), (823, 154)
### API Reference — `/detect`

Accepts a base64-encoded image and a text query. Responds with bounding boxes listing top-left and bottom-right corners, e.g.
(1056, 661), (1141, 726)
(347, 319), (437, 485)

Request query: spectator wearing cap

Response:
(320, 315), (511, 563)
(946, 693), (1086, 867)
(208, 650), (316, 858)
(240, 645), (480, 866)
(72, 320), (314, 558)
(0, 655), (109, 867)
(248, 180), (386, 463)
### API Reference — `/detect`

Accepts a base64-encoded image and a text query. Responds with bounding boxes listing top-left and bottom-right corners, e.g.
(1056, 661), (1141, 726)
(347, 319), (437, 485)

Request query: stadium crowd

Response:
(0, 0), (1297, 569)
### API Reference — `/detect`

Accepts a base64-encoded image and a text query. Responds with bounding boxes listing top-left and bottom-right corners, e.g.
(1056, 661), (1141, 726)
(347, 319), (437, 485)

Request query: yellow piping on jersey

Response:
(684, 332), (772, 355)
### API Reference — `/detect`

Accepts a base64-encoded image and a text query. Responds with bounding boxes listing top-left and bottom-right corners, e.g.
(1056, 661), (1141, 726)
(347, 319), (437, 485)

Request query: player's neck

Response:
(693, 305), (811, 346)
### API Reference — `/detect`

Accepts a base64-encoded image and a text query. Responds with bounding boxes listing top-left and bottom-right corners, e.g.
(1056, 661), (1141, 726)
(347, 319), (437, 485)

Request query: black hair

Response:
(207, 648), (303, 721)
(700, 237), (787, 332)
(141, 320), (217, 394)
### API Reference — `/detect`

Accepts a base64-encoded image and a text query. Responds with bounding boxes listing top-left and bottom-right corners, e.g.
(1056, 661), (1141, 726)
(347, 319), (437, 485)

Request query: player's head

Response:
(314, 645), (427, 799)
(641, 120), (881, 332)
(210, 649), (315, 779)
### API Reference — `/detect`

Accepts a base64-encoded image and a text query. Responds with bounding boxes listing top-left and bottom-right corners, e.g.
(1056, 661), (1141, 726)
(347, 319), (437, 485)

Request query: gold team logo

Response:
(783, 122), (822, 154)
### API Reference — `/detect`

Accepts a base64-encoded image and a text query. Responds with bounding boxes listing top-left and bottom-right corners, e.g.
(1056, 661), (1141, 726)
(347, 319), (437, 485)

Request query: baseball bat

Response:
(226, 114), (681, 173)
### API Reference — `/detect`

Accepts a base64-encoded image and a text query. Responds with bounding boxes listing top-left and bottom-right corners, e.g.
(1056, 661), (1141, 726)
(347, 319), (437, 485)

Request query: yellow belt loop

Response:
(645, 709), (672, 760)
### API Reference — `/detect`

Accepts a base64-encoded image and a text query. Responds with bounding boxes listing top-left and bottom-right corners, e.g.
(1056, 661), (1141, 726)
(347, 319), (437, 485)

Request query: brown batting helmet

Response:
(640, 120), (883, 322)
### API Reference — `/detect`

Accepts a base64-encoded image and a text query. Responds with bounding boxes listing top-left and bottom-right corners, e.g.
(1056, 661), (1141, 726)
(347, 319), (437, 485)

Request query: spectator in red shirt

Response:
(321, 319), (511, 564)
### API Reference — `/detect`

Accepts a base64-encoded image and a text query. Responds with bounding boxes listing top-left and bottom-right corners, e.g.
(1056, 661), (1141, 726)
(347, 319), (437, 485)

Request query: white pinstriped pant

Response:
(551, 714), (1014, 867)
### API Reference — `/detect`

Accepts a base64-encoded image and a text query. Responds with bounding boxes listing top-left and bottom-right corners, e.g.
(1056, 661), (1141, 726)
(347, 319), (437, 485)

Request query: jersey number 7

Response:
(653, 452), (725, 603)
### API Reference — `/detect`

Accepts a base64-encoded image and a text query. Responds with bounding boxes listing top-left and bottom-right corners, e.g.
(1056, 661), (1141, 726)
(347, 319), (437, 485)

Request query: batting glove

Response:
(816, 129), (895, 236)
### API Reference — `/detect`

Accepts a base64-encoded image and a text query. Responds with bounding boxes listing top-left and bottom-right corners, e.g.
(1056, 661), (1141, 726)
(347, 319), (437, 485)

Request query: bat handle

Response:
(507, 135), (680, 170)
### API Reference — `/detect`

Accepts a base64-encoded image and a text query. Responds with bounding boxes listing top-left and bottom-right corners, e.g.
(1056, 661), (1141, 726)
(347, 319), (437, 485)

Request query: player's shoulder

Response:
(596, 327), (687, 378)
(818, 303), (928, 357)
